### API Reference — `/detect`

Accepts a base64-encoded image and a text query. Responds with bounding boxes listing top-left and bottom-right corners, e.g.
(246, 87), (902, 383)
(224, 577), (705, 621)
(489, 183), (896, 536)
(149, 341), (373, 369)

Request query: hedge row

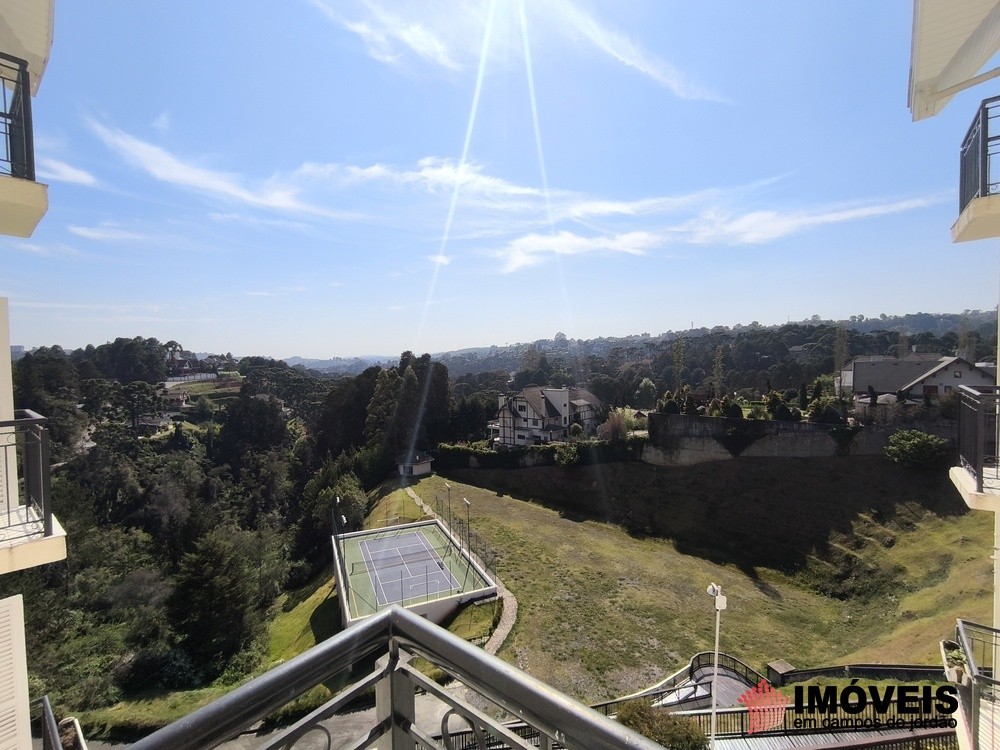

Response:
(434, 437), (646, 470)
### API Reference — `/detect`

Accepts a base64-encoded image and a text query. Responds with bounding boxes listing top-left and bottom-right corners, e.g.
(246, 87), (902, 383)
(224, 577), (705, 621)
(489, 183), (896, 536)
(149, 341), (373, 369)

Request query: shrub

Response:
(554, 443), (581, 467)
(884, 429), (951, 469)
(723, 402), (744, 420)
(616, 699), (707, 750)
(660, 398), (680, 415)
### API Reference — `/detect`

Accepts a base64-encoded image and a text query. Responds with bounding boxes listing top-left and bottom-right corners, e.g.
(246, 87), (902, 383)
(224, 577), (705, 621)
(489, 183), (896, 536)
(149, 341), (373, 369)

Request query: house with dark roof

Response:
(489, 387), (602, 446)
(897, 356), (995, 399)
(838, 353), (943, 396)
(841, 354), (995, 400)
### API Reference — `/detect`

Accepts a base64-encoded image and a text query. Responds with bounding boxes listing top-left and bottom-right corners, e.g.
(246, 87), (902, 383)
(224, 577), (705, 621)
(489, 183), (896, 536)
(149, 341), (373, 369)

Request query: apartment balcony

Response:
(0, 51), (46, 238)
(129, 604), (664, 750)
(0, 409), (66, 574)
(947, 620), (1000, 750)
(952, 386), (1000, 511)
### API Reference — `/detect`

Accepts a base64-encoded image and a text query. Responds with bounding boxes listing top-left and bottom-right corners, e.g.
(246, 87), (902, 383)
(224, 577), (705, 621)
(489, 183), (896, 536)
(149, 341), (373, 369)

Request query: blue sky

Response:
(4, 1), (998, 358)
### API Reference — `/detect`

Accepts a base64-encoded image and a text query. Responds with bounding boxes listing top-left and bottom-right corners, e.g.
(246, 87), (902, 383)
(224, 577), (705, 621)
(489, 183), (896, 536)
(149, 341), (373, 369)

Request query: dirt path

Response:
(403, 486), (517, 657)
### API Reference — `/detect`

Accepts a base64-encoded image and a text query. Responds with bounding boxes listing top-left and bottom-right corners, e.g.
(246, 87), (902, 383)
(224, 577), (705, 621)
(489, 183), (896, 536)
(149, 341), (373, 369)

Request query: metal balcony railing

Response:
(32, 695), (65, 750)
(957, 385), (1000, 493)
(0, 409), (53, 540)
(955, 620), (1000, 750)
(0, 52), (35, 181)
(129, 605), (666, 750)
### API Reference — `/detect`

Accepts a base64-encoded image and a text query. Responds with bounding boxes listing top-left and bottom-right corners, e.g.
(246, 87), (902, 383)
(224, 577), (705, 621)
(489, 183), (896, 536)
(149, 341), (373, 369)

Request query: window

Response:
(518, 404), (526, 412)
(532, 419), (538, 426)
(954, 370), (962, 378)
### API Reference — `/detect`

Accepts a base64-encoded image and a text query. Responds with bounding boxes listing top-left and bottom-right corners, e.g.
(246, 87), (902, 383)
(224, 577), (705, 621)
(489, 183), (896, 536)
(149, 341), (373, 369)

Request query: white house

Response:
(897, 356), (995, 398)
(397, 450), (433, 478)
(489, 386), (602, 447)
(840, 354), (994, 399)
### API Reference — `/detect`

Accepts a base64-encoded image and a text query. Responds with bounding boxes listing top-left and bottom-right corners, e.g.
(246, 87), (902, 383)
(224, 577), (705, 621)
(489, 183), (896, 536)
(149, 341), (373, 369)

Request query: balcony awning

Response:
(909, 0), (1000, 121)
(0, 0), (54, 95)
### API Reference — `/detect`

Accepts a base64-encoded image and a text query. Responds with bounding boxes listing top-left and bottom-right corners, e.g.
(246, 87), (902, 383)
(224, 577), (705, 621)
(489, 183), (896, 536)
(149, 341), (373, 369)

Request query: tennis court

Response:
(359, 532), (459, 606)
(336, 520), (495, 621)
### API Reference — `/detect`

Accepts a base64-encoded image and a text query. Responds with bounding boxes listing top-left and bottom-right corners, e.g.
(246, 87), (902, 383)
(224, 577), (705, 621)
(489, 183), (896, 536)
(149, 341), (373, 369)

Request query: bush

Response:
(616, 699), (707, 750)
(723, 402), (744, 420)
(884, 429), (951, 469)
(554, 443), (580, 467)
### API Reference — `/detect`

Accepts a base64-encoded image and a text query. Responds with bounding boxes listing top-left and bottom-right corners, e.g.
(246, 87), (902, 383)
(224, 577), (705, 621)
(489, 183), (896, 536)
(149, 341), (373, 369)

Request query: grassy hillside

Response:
(412, 456), (991, 701)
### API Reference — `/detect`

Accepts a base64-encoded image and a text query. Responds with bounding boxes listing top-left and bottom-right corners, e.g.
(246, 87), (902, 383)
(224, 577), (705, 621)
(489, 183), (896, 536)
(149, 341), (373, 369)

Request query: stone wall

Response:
(643, 413), (955, 467)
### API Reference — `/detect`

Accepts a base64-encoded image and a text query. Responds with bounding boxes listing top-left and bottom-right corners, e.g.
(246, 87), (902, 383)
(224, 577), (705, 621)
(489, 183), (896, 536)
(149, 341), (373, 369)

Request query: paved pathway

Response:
(403, 485), (517, 657)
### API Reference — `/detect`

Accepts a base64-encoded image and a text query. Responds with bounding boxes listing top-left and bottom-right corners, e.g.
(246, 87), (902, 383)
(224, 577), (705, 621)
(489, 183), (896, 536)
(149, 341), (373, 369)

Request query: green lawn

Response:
(407, 473), (990, 703)
(364, 482), (432, 528)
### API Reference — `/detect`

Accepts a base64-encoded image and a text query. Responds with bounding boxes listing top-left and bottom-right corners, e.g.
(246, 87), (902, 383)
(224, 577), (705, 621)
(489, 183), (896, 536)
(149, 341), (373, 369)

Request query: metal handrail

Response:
(1, 410), (53, 538)
(957, 385), (1000, 493)
(956, 619), (1000, 685)
(959, 95), (1000, 214)
(591, 651), (765, 717)
(130, 606), (666, 750)
(30, 695), (64, 750)
(0, 51), (35, 181)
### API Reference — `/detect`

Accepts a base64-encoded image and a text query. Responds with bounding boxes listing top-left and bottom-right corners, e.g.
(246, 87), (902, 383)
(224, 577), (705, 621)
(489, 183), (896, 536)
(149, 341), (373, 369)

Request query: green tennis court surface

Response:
(337, 521), (494, 619)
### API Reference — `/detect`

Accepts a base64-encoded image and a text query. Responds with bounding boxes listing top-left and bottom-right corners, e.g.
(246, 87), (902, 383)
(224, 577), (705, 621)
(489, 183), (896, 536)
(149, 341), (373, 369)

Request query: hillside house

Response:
(489, 386), (602, 446)
(840, 354), (994, 399)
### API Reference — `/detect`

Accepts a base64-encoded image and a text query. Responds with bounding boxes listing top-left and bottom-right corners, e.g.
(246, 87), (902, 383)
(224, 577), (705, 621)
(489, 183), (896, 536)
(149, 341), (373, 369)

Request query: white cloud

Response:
(498, 229), (660, 272)
(310, 1), (719, 99)
(674, 197), (944, 245)
(298, 157), (541, 200)
(312, 0), (462, 70)
(69, 225), (146, 241)
(152, 111), (171, 132)
(87, 119), (361, 220)
(428, 254), (452, 266)
(548, 0), (723, 101)
(35, 157), (99, 186)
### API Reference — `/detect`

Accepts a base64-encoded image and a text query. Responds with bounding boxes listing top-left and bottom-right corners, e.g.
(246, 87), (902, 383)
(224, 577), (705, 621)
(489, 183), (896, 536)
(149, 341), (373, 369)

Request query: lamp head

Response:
(707, 583), (720, 597)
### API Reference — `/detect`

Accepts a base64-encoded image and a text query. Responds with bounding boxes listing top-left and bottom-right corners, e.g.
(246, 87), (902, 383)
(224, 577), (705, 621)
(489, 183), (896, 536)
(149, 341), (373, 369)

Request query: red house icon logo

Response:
(737, 679), (790, 733)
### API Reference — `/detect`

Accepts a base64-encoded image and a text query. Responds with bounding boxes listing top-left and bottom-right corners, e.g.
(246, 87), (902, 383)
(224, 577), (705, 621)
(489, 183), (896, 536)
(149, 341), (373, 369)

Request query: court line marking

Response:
(415, 529), (461, 591)
(360, 538), (391, 607)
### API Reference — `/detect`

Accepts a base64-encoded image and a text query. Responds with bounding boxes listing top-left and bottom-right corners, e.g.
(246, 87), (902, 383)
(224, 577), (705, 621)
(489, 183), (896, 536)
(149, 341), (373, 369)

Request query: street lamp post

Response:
(463, 497), (471, 551)
(707, 582), (727, 750)
(445, 482), (452, 530)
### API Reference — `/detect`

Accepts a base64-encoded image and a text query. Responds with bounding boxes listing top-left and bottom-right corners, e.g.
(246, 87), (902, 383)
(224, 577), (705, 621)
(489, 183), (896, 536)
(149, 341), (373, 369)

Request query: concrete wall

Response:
(643, 413), (955, 467)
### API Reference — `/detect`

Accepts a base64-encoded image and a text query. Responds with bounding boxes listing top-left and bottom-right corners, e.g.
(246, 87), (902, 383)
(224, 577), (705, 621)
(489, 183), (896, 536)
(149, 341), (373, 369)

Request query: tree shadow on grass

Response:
(283, 565), (334, 612)
(309, 594), (342, 644)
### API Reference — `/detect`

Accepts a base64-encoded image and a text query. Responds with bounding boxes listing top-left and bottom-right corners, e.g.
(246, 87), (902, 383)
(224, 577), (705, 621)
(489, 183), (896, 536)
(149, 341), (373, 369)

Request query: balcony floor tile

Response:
(0, 504), (45, 546)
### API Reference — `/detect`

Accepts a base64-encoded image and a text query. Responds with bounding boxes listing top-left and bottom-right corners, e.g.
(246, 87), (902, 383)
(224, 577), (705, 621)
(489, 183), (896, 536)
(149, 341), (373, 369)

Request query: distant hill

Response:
(277, 309), (998, 379)
(283, 355), (393, 376)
